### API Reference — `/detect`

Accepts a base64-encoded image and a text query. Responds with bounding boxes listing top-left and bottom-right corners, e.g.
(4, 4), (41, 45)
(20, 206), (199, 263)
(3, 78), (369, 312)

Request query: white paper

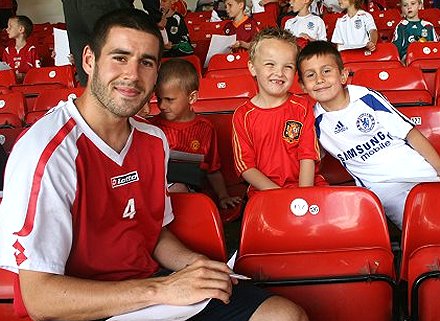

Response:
(204, 34), (237, 68)
(53, 28), (71, 66)
(160, 28), (169, 46)
(108, 299), (211, 321)
(251, 0), (265, 13)
(210, 10), (222, 22)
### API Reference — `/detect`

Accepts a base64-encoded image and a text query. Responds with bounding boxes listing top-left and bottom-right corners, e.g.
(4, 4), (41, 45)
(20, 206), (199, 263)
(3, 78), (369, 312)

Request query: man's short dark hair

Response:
(89, 8), (164, 61)
(13, 15), (33, 39)
(296, 40), (344, 83)
(157, 59), (199, 94)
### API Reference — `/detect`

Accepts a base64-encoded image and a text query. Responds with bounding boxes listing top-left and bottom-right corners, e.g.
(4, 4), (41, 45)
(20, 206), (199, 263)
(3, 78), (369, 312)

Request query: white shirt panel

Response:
(331, 10), (377, 50)
(284, 14), (327, 41)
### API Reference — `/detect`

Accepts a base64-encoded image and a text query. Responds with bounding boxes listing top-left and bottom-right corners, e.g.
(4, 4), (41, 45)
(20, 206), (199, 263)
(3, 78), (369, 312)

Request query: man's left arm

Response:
(407, 127), (440, 175)
(153, 227), (209, 271)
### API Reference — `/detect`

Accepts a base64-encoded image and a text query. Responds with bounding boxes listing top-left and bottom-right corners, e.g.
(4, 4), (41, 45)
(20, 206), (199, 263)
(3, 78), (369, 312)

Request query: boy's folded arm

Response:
(242, 168), (280, 190)
(407, 127), (440, 175)
(298, 159), (315, 187)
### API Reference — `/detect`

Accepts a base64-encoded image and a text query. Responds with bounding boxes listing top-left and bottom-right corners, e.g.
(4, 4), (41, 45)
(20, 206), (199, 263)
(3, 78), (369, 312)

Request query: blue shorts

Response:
(187, 282), (273, 321)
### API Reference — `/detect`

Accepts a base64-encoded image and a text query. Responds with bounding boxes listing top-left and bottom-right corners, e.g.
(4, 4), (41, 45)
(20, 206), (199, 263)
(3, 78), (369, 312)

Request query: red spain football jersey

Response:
(233, 95), (326, 195)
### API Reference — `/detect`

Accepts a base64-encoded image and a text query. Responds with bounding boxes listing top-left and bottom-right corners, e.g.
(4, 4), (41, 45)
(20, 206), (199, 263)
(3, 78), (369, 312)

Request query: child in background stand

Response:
(224, 0), (260, 51)
(158, 0), (194, 57)
(331, 0), (378, 51)
(232, 28), (326, 197)
(393, 0), (438, 60)
(284, 0), (327, 47)
(2, 15), (40, 83)
(150, 59), (242, 209)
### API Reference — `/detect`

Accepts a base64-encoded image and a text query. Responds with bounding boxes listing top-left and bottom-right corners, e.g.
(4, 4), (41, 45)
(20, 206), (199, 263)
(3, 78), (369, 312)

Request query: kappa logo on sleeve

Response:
(111, 171), (139, 188)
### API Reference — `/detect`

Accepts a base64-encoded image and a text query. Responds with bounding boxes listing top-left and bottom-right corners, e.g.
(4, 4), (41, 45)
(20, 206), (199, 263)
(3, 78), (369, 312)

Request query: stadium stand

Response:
(351, 66), (433, 107)
(235, 186), (395, 321)
(0, 269), (32, 321)
(400, 182), (440, 321)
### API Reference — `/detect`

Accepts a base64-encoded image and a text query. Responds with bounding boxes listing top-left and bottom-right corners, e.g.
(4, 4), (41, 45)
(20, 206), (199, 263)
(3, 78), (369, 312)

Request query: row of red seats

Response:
(1, 182), (438, 321)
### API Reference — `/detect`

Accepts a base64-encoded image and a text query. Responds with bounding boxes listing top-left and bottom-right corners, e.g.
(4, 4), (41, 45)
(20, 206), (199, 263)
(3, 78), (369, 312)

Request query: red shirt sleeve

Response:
(296, 99), (321, 161)
(232, 103), (256, 175)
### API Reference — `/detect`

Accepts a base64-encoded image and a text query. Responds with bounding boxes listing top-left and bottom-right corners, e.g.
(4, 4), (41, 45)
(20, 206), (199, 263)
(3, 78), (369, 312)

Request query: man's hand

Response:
(158, 257), (236, 305)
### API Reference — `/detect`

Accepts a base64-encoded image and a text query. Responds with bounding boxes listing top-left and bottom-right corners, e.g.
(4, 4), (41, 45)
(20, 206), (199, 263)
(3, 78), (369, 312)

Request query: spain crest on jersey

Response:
(283, 120), (303, 143)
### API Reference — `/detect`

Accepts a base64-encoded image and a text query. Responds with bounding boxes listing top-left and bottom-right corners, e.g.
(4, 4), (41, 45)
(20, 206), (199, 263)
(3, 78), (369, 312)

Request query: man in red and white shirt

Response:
(0, 8), (308, 321)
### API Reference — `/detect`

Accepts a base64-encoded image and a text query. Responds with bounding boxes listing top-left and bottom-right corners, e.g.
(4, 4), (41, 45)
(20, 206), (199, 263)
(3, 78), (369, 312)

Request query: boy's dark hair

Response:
(296, 40), (344, 82)
(89, 8), (164, 61)
(13, 15), (33, 39)
(157, 59), (199, 94)
(249, 27), (298, 62)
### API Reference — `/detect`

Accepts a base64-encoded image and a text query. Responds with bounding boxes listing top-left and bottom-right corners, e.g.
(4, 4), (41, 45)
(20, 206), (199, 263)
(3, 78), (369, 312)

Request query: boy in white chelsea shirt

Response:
(297, 41), (440, 228)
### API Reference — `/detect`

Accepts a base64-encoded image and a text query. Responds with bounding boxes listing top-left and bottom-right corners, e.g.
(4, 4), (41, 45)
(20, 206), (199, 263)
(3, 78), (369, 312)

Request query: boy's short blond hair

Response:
(248, 27), (298, 62)
(350, 0), (365, 9)
(157, 59), (199, 94)
(227, 0), (246, 6)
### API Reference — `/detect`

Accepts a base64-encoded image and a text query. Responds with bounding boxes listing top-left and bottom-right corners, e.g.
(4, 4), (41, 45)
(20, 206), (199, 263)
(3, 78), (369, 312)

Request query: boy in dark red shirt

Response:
(223, 0), (259, 51)
(2, 15), (40, 83)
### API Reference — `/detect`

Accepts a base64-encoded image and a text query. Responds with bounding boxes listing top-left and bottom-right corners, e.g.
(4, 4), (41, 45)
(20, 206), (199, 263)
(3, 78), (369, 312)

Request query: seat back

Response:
(351, 66), (432, 106)
(22, 65), (75, 88)
(0, 70), (17, 88)
(236, 186), (395, 321)
(341, 43), (402, 76)
(205, 51), (250, 79)
(400, 182), (440, 321)
(406, 41), (440, 95)
(371, 9), (402, 42)
(398, 106), (440, 153)
(0, 92), (26, 121)
(322, 12), (344, 40)
(167, 193), (227, 262)
(419, 8), (440, 34)
(161, 55), (203, 78)
(32, 87), (84, 112)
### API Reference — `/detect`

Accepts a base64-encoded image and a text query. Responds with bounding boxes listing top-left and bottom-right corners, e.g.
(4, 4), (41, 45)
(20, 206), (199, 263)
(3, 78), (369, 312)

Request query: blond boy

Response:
(393, 0), (438, 59)
(232, 28), (326, 197)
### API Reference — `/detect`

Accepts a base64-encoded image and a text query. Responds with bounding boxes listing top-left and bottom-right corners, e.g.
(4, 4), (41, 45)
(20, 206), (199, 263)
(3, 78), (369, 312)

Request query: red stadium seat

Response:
(24, 87), (84, 125)
(149, 75), (257, 115)
(406, 41), (440, 95)
(10, 65), (76, 111)
(188, 21), (228, 64)
(419, 8), (440, 34)
(162, 55), (203, 78)
(371, 9), (402, 43)
(0, 92), (26, 121)
(400, 182), (440, 321)
(0, 70), (17, 92)
(0, 269), (32, 321)
(341, 43), (402, 78)
(32, 87), (84, 112)
(236, 186), (395, 321)
(398, 106), (440, 153)
(205, 51), (250, 79)
(167, 193), (227, 262)
(351, 66), (432, 106)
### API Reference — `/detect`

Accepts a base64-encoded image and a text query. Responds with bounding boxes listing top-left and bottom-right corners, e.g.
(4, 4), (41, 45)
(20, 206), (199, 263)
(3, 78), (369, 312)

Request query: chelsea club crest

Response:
(356, 113), (375, 133)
